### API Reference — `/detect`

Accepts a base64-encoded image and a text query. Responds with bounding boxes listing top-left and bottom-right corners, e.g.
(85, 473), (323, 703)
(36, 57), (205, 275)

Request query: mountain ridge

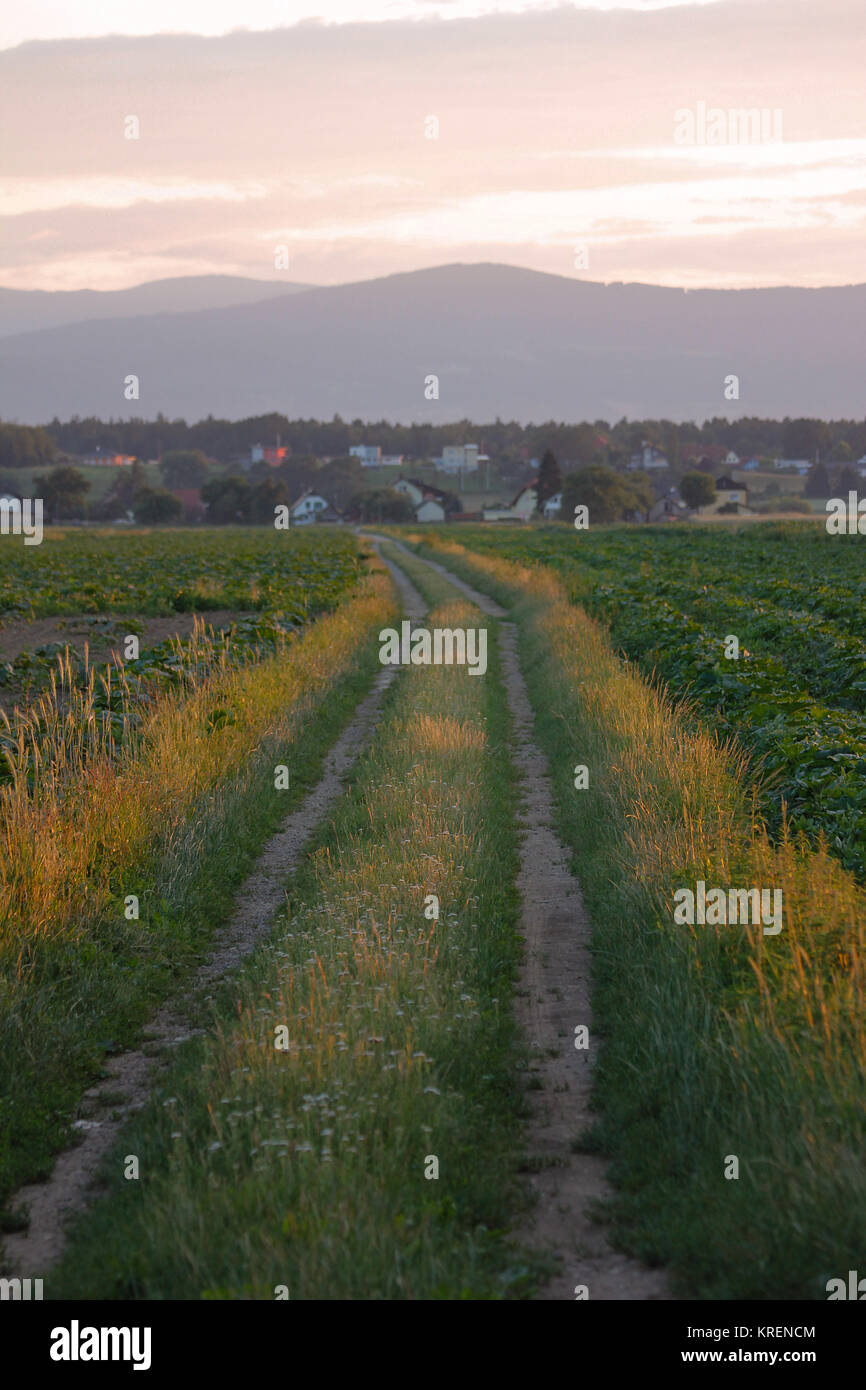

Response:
(1, 263), (863, 425)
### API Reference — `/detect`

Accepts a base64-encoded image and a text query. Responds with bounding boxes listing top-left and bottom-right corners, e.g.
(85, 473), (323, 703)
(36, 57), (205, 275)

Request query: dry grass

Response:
(51, 599), (528, 1299)
(413, 533), (866, 1299)
(0, 574), (395, 1211)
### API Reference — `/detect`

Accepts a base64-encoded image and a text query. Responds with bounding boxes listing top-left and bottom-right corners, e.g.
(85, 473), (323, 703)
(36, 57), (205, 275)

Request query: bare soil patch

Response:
(0, 610), (254, 664)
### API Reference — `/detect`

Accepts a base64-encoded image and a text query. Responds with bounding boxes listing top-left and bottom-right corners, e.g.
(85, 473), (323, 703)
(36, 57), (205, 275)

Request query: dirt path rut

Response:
(3, 548), (426, 1279)
(383, 539), (668, 1301)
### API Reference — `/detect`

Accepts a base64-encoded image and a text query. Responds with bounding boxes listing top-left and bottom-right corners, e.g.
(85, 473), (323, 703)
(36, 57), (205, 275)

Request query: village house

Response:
(76, 451), (136, 468)
(776, 459), (812, 476)
(683, 444), (741, 472)
(437, 444), (479, 475)
(541, 491), (563, 520)
(289, 490), (340, 524)
(251, 444), (288, 467)
(393, 477), (453, 522)
(627, 443), (669, 471)
(349, 445), (382, 468)
(415, 498), (446, 522)
(170, 488), (206, 522)
(707, 475), (750, 514)
(483, 481), (538, 522)
(648, 488), (691, 523)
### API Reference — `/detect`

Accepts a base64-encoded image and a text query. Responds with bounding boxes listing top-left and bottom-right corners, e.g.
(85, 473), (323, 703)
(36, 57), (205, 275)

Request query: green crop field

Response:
(417, 521), (866, 880)
(0, 527), (365, 717)
(0, 525), (363, 619)
(1, 517), (864, 1311)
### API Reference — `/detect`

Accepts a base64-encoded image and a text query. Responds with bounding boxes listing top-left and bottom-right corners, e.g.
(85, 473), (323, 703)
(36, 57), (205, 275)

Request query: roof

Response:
(715, 475), (743, 490)
(402, 477), (450, 501)
(289, 488), (326, 508)
(509, 479), (538, 507)
(171, 488), (204, 507)
(687, 443), (729, 463)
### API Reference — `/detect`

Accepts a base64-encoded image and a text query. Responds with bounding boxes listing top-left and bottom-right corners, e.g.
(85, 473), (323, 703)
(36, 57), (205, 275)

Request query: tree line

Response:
(9, 413), (866, 472)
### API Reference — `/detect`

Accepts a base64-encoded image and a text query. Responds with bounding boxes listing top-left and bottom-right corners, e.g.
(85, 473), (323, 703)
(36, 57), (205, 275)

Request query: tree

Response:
(835, 464), (862, 495)
(315, 457), (365, 511)
(159, 449), (209, 489)
(829, 440), (853, 464)
(347, 488), (414, 523)
(0, 422), (56, 470)
(782, 418), (830, 461)
(626, 470), (655, 520)
(249, 476), (291, 523)
(201, 475), (251, 523)
(536, 449), (563, 508)
(679, 471), (717, 511)
(133, 487), (184, 525)
(35, 465), (90, 522)
(561, 465), (640, 524)
(805, 461), (832, 498)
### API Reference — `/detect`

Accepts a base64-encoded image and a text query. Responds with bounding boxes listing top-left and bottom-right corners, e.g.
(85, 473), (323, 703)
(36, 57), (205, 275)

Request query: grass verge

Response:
(0, 569), (394, 1219)
(50, 594), (529, 1299)
(409, 533), (866, 1301)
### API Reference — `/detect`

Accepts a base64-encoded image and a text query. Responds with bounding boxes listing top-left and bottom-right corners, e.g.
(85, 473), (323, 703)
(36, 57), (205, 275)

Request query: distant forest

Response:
(4, 413), (866, 470)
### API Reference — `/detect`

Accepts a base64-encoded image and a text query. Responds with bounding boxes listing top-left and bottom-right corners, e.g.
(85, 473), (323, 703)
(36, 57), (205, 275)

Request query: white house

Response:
(627, 444), (669, 471)
(542, 491), (563, 519)
(438, 444), (479, 474)
(394, 478), (426, 507)
(416, 498), (446, 522)
(776, 459), (812, 475)
(289, 491), (337, 524)
(349, 445), (382, 468)
(380, 454), (404, 468)
(483, 482), (538, 522)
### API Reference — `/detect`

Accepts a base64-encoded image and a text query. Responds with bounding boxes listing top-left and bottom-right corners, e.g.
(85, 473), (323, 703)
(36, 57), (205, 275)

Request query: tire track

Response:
(383, 538), (668, 1300)
(3, 549), (425, 1280)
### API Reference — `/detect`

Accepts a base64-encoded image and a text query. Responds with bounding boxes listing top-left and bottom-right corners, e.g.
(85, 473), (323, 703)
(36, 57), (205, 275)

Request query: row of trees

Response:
(29, 412), (866, 474)
(804, 460), (864, 497)
(0, 422), (56, 470)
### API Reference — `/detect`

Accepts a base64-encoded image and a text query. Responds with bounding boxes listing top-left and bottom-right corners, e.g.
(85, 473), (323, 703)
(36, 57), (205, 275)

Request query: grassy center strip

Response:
(410, 533), (866, 1301)
(0, 569), (394, 1221)
(51, 595), (528, 1300)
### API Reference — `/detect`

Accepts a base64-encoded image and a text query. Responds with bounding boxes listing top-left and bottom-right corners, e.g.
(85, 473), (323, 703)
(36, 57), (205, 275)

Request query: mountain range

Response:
(1, 264), (863, 425)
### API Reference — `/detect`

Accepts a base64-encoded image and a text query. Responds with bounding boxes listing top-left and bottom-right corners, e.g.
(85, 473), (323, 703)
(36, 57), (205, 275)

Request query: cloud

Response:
(0, 0), (864, 289)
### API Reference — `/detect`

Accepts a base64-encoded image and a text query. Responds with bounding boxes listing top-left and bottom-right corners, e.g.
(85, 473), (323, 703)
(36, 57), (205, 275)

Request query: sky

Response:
(1, 0), (864, 293)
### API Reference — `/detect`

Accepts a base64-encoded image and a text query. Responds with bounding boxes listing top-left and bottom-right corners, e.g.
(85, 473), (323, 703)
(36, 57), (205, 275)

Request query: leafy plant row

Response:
(438, 522), (866, 879)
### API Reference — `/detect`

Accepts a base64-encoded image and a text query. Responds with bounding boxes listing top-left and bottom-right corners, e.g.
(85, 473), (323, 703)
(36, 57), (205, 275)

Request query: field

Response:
(1, 518), (864, 1305)
(418, 522), (866, 879)
(0, 527), (363, 709)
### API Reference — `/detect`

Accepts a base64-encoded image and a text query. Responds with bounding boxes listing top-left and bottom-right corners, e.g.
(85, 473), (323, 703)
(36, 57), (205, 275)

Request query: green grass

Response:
(0, 574), (394, 1218)
(50, 590), (530, 1299)
(409, 534), (866, 1300)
